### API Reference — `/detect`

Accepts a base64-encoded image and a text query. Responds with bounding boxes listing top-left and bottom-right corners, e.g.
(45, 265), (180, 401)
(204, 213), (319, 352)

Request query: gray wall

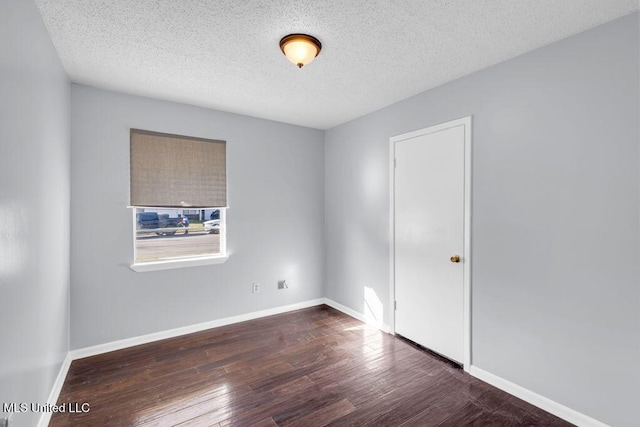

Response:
(70, 85), (325, 349)
(325, 13), (639, 427)
(0, 1), (71, 426)
(4, 5), (636, 426)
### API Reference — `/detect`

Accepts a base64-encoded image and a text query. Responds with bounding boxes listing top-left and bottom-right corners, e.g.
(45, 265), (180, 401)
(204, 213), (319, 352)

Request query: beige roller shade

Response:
(130, 129), (227, 208)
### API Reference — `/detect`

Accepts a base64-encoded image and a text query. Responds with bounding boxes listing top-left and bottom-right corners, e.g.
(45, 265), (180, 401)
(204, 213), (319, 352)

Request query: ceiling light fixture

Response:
(279, 34), (322, 69)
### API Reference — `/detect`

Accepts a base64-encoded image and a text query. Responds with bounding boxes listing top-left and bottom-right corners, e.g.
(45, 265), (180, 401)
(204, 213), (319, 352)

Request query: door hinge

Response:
(394, 300), (397, 311)
(394, 158), (397, 168)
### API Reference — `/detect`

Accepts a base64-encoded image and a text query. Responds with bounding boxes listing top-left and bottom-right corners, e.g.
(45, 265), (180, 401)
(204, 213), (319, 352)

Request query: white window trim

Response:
(130, 208), (228, 272)
(130, 254), (228, 272)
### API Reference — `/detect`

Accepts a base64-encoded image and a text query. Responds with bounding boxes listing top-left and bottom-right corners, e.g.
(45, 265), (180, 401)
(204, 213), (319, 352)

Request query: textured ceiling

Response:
(35, 0), (638, 129)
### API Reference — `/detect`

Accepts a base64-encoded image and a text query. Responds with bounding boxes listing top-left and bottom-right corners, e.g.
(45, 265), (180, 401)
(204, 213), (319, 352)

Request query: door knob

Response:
(450, 255), (461, 263)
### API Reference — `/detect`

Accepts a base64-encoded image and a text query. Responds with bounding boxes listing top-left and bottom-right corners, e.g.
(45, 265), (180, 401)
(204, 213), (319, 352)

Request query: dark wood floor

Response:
(50, 305), (572, 426)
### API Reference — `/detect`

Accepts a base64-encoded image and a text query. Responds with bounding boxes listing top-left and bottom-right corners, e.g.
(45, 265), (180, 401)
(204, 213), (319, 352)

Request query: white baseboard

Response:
(37, 352), (73, 427)
(37, 299), (325, 426)
(69, 298), (391, 361)
(70, 298), (325, 360)
(469, 366), (608, 427)
(38, 301), (605, 427)
(69, 298), (391, 362)
(40, 298), (387, 427)
(322, 297), (391, 333)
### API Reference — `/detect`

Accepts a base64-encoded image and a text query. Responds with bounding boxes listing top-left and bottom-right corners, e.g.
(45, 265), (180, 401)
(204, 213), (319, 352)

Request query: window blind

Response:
(130, 129), (227, 208)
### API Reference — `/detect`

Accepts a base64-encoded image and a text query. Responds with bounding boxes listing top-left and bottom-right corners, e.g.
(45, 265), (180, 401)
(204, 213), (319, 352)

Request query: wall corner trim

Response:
(322, 298), (391, 333)
(37, 353), (73, 427)
(469, 365), (609, 427)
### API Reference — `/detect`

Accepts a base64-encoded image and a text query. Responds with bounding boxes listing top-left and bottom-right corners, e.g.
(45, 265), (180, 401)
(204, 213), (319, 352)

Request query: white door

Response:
(394, 120), (468, 364)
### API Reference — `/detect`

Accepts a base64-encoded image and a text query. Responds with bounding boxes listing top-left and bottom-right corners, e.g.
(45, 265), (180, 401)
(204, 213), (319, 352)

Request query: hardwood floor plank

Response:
(50, 305), (574, 427)
(436, 401), (488, 426)
(489, 401), (532, 425)
(247, 418), (278, 427)
(287, 398), (356, 427)
(399, 390), (475, 427)
(362, 374), (464, 426)
(270, 392), (347, 426)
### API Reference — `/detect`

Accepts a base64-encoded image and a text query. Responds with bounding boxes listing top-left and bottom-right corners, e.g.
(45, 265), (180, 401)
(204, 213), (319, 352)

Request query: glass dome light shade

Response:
(279, 34), (322, 68)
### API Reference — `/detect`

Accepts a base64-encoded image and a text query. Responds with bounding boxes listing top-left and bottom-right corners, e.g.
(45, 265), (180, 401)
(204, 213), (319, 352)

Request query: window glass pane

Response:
(134, 208), (224, 263)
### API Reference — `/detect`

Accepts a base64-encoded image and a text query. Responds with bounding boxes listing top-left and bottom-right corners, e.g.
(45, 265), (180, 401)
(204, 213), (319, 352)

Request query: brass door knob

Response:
(450, 255), (461, 263)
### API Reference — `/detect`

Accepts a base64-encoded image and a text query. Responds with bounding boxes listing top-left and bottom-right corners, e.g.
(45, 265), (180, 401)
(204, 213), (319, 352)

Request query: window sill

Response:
(130, 255), (228, 272)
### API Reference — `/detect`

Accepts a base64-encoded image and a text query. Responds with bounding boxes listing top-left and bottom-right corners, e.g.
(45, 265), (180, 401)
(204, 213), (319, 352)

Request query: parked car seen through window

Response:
(134, 208), (225, 262)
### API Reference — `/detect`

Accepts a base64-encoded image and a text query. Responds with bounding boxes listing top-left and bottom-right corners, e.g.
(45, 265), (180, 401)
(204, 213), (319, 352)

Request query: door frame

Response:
(389, 116), (472, 370)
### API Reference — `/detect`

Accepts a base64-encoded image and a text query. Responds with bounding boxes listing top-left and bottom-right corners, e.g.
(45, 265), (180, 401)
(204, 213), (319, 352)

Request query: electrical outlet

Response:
(252, 282), (260, 293)
(278, 280), (288, 290)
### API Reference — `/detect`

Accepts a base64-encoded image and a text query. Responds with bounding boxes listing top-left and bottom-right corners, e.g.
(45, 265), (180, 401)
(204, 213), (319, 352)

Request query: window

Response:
(129, 129), (227, 271)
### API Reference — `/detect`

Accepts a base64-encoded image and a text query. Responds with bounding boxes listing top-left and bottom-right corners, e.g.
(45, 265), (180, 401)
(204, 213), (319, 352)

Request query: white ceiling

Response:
(35, 1), (638, 130)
